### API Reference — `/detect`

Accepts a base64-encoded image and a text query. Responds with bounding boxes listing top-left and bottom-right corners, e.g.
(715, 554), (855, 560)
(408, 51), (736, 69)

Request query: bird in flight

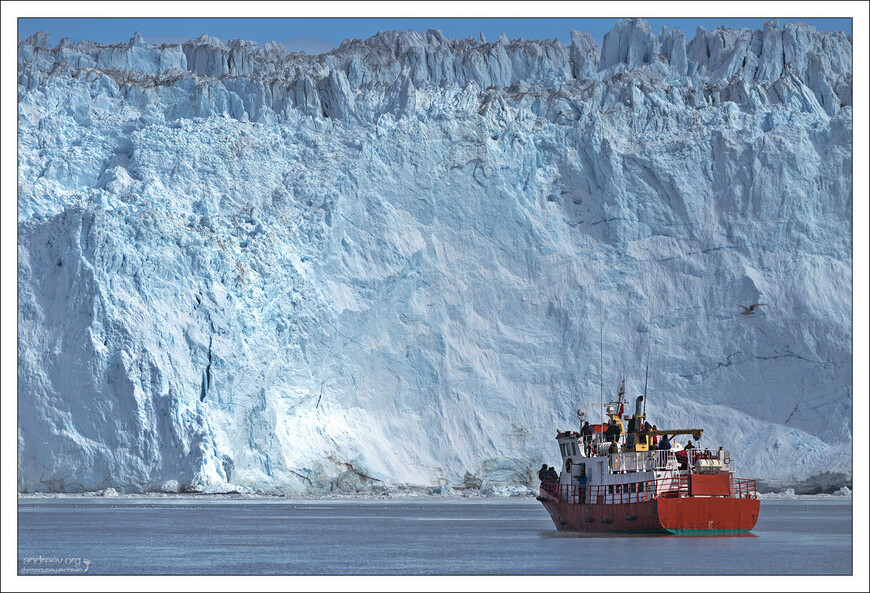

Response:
(739, 303), (766, 315)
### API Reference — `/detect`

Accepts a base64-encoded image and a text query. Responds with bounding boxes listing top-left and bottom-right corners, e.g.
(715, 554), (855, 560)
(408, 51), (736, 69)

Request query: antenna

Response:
(599, 306), (604, 426)
(642, 309), (652, 417)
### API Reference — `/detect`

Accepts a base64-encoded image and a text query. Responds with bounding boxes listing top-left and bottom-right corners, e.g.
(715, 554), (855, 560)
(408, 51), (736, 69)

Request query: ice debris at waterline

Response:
(17, 19), (852, 494)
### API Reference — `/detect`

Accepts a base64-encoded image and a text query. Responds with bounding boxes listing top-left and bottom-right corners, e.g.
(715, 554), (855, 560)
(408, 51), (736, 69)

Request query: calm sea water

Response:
(17, 497), (851, 575)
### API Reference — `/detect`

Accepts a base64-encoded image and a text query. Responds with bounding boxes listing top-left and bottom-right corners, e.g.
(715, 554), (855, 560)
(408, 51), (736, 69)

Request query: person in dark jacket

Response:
(685, 440), (695, 450)
(605, 419), (620, 443)
(580, 421), (593, 455)
(546, 466), (559, 482)
(658, 435), (671, 450)
(538, 463), (549, 482)
(640, 421), (652, 449)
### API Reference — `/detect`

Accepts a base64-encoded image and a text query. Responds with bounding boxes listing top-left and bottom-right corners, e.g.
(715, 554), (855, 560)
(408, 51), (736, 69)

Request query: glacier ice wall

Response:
(17, 19), (852, 493)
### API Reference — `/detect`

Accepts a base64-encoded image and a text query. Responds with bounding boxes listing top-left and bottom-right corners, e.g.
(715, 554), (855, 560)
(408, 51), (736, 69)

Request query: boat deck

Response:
(540, 474), (757, 505)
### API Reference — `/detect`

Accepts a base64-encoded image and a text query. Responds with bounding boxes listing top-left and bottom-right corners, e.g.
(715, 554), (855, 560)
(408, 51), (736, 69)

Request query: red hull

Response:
(538, 489), (759, 534)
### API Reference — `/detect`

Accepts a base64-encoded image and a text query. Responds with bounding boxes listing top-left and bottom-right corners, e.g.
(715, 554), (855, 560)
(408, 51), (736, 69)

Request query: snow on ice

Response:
(17, 20), (852, 494)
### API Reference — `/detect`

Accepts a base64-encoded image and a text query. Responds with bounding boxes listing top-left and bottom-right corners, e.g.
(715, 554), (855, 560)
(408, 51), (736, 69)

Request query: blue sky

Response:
(18, 18), (852, 54)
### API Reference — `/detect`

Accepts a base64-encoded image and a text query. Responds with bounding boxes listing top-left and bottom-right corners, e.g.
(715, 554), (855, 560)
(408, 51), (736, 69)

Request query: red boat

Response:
(537, 381), (759, 535)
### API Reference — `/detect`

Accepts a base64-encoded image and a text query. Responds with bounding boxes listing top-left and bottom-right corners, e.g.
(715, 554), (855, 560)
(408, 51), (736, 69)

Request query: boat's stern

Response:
(657, 496), (760, 534)
(657, 475), (760, 534)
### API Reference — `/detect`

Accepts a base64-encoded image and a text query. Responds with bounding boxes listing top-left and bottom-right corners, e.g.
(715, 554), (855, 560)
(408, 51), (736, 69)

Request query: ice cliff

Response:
(17, 19), (852, 494)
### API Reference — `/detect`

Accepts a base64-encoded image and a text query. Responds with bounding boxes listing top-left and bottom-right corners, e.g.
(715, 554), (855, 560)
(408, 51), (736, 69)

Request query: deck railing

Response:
(684, 448), (731, 471)
(731, 478), (757, 499)
(607, 450), (675, 472)
(540, 475), (757, 504)
(604, 448), (731, 474)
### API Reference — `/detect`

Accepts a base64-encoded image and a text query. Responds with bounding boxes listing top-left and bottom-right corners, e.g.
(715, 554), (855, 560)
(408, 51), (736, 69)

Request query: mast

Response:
(642, 311), (652, 417)
(599, 309), (604, 426)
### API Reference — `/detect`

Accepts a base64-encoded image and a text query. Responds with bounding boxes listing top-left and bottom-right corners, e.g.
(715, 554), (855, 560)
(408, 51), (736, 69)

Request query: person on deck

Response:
(546, 466), (559, 482)
(605, 420), (620, 443)
(539, 463), (549, 482)
(685, 440), (695, 450)
(580, 421), (593, 455)
(658, 435), (671, 450)
(575, 470), (588, 503)
(651, 425), (659, 448)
